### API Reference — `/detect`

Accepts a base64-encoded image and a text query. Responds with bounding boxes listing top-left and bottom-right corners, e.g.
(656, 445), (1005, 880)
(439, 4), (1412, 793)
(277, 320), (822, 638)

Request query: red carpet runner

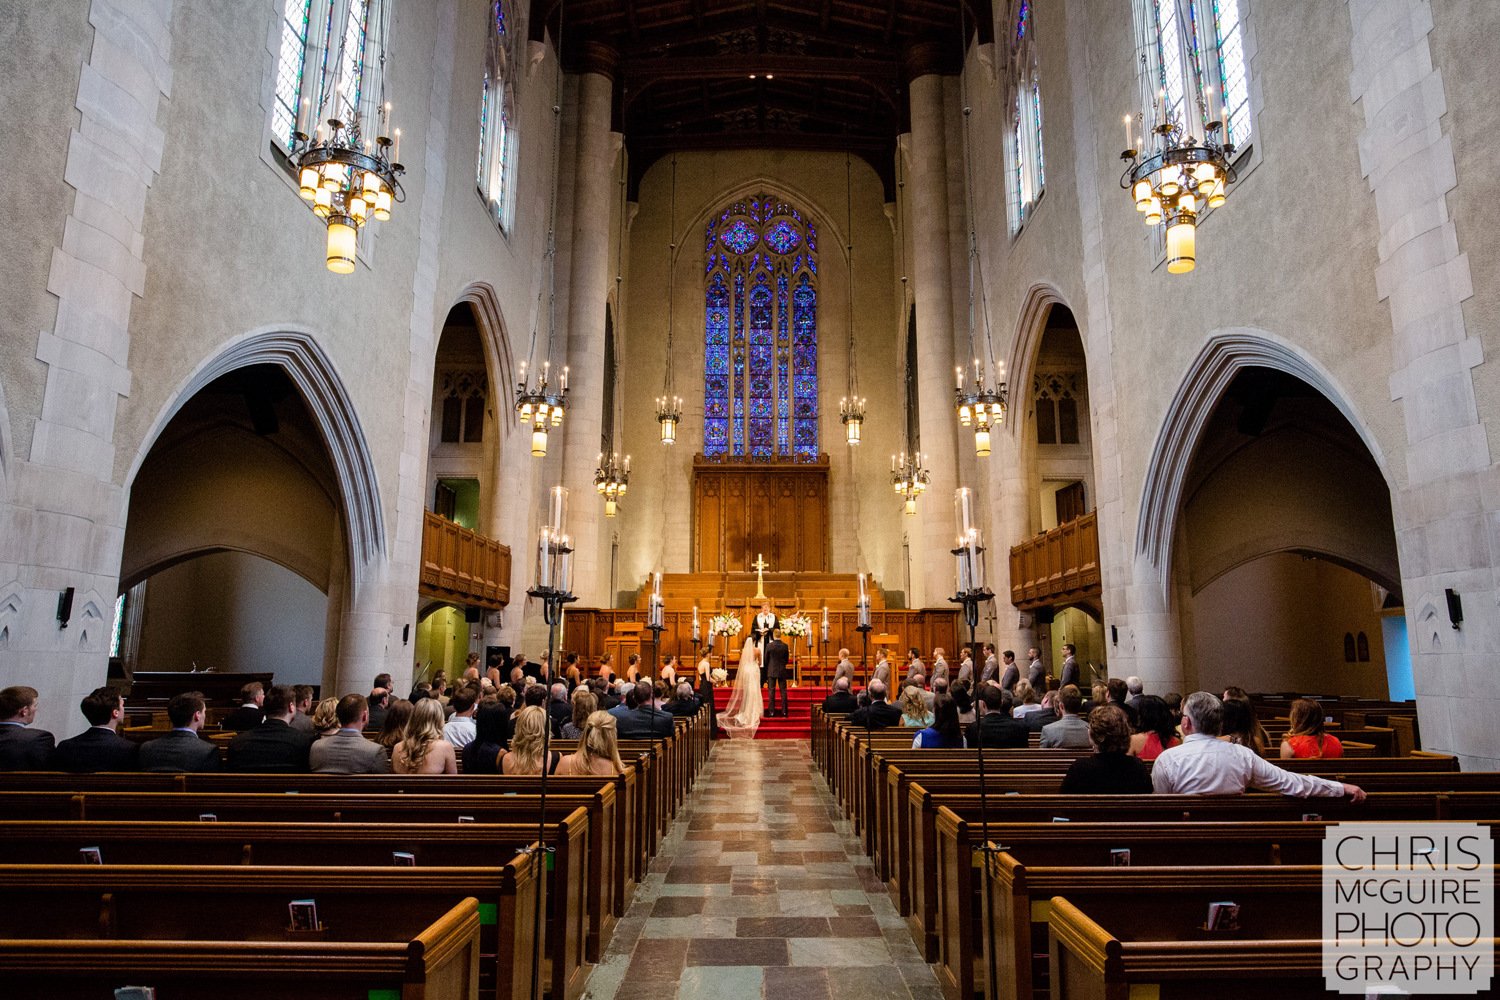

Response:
(711, 685), (831, 739)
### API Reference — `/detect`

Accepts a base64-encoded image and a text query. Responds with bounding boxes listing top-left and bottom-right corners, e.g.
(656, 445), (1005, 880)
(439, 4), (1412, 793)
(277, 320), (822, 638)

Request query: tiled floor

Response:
(583, 740), (943, 1000)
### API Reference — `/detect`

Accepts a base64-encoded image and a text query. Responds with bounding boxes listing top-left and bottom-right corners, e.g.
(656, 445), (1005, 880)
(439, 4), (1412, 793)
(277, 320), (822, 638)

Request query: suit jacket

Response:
(139, 729), (221, 772)
(223, 705), (264, 732)
(750, 612), (778, 645)
(982, 655), (998, 683)
(227, 718), (313, 773)
(849, 701), (903, 730)
(905, 658), (925, 683)
(548, 700), (572, 735)
(998, 663), (1020, 692)
(1040, 714), (1092, 749)
(822, 691), (859, 714)
(667, 696), (701, 717)
(616, 706), (673, 739)
(956, 659), (973, 685)
(930, 658), (949, 684)
(967, 712), (1032, 749)
(54, 727), (139, 773)
(310, 729), (389, 774)
(833, 659), (855, 684)
(366, 704), (389, 731)
(1026, 659), (1045, 690)
(288, 712), (316, 734)
(0, 723), (55, 771)
(1059, 657), (1080, 689)
(872, 661), (891, 685)
(764, 639), (791, 681)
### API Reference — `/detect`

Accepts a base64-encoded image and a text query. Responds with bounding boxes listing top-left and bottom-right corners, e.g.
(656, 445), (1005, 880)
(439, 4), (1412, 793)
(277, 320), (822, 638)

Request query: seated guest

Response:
(430, 674), (451, 710)
(499, 706), (561, 775)
(310, 696), (341, 738)
(899, 685), (933, 728)
(1041, 685), (1091, 748)
(557, 710), (627, 776)
(913, 693), (965, 748)
(288, 685), (316, 733)
(1025, 689), (1061, 732)
(563, 690), (598, 739)
(1163, 692), (1183, 729)
(617, 681), (674, 739)
(1124, 676), (1145, 711)
(227, 684), (313, 773)
(464, 699), (510, 775)
(522, 682), (547, 709)
(407, 682), (432, 703)
(442, 687), (479, 748)
(547, 681), (572, 736)
(310, 695), (389, 773)
(365, 687), (391, 730)
(667, 681), (701, 717)
(54, 686), (138, 772)
(223, 681), (265, 732)
(375, 699), (413, 761)
(1152, 692), (1365, 799)
(1082, 681), (1109, 714)
(1106, 678), (1139, 729)
(951, 679), (976, 727)
(1218, 696), (1267, 755)
(391, 698), (458, 774)
(1011, 680), (1043, 719)
(1060, 706), (1153, 794)
(1129, 695), (1181, 761)
(1280, 698), (1344, 759)
(139, 691), (219, 772)
(967, 684), (1030, 749)
(849, 680), (902, 730)
(822, 676), (859, 714)
(0, 685), (54, 771)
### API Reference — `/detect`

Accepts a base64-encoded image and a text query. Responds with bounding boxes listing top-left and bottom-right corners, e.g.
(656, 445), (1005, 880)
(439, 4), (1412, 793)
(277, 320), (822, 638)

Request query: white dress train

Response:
(720, 638), (763, 738)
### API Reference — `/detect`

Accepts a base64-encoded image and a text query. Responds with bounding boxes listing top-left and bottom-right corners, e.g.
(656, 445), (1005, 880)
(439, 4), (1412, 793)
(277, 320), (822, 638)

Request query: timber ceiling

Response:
(531, 1), (993, 197)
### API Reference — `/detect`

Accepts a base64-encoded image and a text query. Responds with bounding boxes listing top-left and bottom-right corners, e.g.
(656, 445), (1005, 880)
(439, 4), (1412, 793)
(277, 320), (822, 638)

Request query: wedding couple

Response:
(721, 601), (790, 738)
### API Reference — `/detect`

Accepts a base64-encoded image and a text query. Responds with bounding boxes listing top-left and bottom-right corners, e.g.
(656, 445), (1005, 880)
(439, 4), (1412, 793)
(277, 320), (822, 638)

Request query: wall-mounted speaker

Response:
(1446, 588), (1463, 630)
(464, 606), (482, 624)
(1035, 607), (1055, 625)
(56, 587), (75, 629)
(1110, 624), (1119, 646)
(402, 623), (410, 645)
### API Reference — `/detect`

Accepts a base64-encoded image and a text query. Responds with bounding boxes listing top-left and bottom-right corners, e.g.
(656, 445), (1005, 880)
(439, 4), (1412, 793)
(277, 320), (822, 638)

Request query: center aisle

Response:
(583, 740), (944, 1000)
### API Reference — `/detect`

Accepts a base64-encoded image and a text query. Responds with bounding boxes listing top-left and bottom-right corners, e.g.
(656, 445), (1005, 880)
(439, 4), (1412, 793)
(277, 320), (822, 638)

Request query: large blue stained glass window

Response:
(703, 195), (819, 461)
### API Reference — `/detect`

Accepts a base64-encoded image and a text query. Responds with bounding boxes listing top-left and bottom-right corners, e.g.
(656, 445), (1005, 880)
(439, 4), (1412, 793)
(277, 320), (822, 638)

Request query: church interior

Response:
(1, 0), (1499, 996)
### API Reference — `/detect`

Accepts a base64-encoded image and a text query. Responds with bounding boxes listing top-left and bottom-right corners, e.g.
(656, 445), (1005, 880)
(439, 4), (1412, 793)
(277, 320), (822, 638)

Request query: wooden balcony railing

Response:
(1008, 510), (1101, 610)
(419, 510), (511, 609)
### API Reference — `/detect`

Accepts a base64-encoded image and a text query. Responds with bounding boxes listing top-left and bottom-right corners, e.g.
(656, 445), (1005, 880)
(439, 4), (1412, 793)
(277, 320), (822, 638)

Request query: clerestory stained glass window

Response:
(1135, 0), (1252, 153)
(1006, 0), (1045, 235)
(704, 196), (819, 462)
(478, 1), (517, 230)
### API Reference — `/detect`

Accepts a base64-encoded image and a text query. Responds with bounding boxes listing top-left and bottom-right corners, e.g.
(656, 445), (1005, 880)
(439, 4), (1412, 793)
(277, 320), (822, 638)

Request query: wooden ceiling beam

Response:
(623, 52), (898, 83)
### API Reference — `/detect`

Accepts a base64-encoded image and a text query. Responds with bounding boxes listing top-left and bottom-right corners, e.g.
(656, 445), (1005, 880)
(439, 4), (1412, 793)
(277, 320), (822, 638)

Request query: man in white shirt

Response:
(1152, 692), (1366, 800)
(442, 688), (478, 748)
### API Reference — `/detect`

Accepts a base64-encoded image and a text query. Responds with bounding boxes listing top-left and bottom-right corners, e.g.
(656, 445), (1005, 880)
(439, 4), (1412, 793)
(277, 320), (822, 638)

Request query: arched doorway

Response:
(1170, 367), (1407, 697)
(120, 364), (345, 687)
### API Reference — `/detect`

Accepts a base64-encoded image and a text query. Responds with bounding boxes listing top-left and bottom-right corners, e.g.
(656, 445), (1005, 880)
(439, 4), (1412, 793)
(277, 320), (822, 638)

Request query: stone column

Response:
(905, 61), (962, 609)
(559, 45), (619, 608)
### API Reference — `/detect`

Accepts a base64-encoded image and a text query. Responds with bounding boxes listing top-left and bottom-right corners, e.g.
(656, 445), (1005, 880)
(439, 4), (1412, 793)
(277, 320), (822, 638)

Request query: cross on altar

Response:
(752, 552), (769, 600)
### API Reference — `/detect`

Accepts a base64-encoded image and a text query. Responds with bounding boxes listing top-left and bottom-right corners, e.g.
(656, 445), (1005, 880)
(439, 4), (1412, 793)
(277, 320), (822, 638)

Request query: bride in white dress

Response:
(720, 636), (763, 738)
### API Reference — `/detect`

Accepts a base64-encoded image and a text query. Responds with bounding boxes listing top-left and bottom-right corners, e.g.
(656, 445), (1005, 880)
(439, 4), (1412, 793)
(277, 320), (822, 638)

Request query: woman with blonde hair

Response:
(1011, 680), (1043, 718)
(899, 685), (932, 728)
(391, 698), (457, 774)
(562, 689), (597, 739)
(498, 705), (561, 775)
(310, 696), (341, 738)
(558, 710), (627, 776)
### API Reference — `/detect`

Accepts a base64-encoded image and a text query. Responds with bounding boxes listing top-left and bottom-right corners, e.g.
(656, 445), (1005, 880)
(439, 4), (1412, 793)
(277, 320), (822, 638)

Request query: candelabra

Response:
(594, 451), (630, 517)
(1120, 105), (1235, 274)
(515, 361), (568, 458)
(955, 360), (1007, 458)
(890, 450), (931, 516)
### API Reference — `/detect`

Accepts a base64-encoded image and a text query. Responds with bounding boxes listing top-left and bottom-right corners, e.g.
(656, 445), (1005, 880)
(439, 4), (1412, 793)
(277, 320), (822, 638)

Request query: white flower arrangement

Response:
(780, 613), (813, 639)
(710, 667), (728, 685)
(708, 613), (742, 638)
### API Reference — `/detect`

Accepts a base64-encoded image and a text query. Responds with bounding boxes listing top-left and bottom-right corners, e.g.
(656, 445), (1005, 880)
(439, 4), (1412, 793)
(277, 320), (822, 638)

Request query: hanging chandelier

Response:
(1121, 91), (1235, 274)
(290, 0), (403, 273)
(656, 155), (683, 445)
(891, 449), (930, 516)
(953, 94), (1007, 457)
(839, 154), (866, 446)
(594, 452), (630, 516)
(514, 0), (570, 456)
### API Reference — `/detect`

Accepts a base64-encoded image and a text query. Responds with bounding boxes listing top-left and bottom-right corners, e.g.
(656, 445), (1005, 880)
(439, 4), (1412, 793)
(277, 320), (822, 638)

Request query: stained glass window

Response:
(335, 0), (369, 119)
(1006, 1), (1045, 235)
(478, 1), (517, 230)
(272, 0), (314, 149)
(271, 1), (386, 156)
(1135, 0), (1252, 154)
(703, 196), (819, 461)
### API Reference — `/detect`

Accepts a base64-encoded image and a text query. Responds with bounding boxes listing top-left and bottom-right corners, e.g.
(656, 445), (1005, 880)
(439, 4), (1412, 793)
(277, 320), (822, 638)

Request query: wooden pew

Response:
(0, 866), (519, 1000)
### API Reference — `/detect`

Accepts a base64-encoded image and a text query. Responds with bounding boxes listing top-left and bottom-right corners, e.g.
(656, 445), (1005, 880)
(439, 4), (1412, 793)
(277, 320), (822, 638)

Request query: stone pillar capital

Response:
(572, 39), (619, 80)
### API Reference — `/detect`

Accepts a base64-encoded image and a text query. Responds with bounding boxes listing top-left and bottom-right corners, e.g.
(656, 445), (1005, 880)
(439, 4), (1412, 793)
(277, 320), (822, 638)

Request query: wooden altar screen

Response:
(693, 457), (829, 573)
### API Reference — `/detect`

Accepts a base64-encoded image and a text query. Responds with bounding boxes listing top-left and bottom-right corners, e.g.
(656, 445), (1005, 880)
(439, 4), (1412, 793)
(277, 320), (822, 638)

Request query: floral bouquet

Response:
(710, 667), (728, 685)
(708, 613), (742, 639)
(780, 613), (813, 639)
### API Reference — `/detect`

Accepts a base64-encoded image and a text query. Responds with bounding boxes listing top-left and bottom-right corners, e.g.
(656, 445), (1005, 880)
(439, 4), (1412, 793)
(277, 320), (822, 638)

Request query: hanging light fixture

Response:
(838, 154), (866, 446)
(594, 452), (630, 517)
(890, 449), (931, 516)
(655, 155), (684, 444)
(289, 0), (403, 274)
(514, 0), (570, 457)
(952, 8), (1007, 456)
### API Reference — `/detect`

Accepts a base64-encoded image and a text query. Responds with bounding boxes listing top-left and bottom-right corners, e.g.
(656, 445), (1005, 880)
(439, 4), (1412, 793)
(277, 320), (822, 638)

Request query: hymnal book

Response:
(79, 846), (102, 865)
(1110, 848), (1131, 867)
(393, 851), (416, 866)
(1206, 901), (1240, 931)
(288, 899), (319, 931)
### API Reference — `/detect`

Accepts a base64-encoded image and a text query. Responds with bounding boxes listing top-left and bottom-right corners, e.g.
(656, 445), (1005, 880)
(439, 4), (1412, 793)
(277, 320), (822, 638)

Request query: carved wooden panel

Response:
(692, 457), (829, 572)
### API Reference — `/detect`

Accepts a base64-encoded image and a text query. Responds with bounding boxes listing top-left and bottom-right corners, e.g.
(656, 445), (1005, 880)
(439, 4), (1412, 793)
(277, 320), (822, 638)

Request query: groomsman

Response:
(998, 650), (1020, 692)
(1026, 647), (1046, 690)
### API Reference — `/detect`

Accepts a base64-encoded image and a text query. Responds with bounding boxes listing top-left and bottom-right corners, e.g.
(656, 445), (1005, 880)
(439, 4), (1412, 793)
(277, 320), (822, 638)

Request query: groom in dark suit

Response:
(764, 637), (791, 718)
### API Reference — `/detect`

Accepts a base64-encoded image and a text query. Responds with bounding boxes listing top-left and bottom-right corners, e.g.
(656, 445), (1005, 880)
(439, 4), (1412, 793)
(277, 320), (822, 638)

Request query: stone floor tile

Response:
(650, 895), (706, 918)
(764, 965), (833, 1000)
(673, 965), (764, 1000)
(787, 936), (892, 966)
(686, 935), (791, 966)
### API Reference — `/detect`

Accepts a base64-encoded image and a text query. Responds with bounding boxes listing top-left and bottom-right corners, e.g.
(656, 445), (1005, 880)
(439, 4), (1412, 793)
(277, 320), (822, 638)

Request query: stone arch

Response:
(689, 174), (855, 273)
(1135, 328), (1393, 597)
(451, 281), (518, 440)
(125, 327), (386, 594)
(1003, 281), (1075, 444)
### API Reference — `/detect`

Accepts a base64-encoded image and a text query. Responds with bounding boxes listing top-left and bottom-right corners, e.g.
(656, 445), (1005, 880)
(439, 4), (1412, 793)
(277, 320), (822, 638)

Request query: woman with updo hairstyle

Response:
(1280, 698), (1344, 759)
(1060, 704), (1153, 794)
(899, 685), (932, 728)
(310, 696), (341, 738)
(391, 698), (457, 774)
(557, 710), (626, 776)
(498, 705), (561, 775)
(562, 689), (597, 740)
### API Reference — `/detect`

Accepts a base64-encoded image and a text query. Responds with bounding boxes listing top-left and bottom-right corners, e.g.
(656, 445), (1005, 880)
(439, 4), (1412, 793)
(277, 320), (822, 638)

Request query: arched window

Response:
(477, 1), (519, 230)
(271, 1), (386, 154)
(1133, 0), (1252, 152)
(1005, 1), (1045, 235)
(703, 197), (819, 462)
